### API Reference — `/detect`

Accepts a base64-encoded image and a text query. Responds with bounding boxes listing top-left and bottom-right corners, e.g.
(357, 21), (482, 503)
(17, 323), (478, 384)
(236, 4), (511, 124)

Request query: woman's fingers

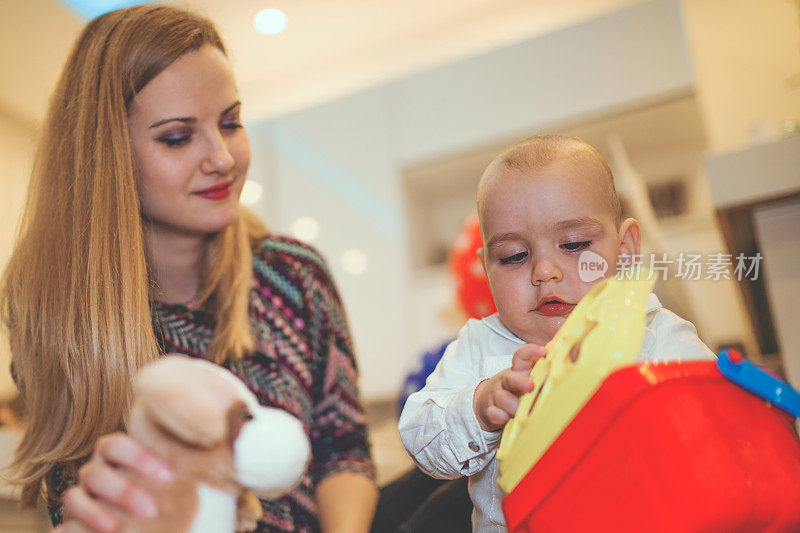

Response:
(93, 433), (173, 483)
(62, 486), (120, 533)
(79, 459), (158, 519)
(62, 434), (173, 532)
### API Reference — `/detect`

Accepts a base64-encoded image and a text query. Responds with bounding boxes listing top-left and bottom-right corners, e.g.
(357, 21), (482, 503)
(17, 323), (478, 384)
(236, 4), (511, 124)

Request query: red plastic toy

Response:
(449, 213), (496, 319)
(502, 361), (800, 533)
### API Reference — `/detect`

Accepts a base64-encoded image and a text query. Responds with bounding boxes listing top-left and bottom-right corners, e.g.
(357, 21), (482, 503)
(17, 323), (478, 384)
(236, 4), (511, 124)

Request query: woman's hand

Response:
(57, 432), (173, 533)
(473, 343), (546, 432)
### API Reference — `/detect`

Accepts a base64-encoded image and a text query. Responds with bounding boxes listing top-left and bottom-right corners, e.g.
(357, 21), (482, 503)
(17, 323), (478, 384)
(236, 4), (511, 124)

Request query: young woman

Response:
(1, 6), (378, 531)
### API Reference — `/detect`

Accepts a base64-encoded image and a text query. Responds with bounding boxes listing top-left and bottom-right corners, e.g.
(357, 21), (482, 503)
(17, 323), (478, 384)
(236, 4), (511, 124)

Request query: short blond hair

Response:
(478, 134), (622, 227)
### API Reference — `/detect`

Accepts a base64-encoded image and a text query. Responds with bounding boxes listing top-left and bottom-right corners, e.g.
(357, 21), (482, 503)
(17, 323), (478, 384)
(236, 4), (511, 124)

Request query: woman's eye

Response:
(157, 134), (191, 147)
(221, 118), (243, 131)
(500, 251), (528, 264)
(561, 241), (591, 252)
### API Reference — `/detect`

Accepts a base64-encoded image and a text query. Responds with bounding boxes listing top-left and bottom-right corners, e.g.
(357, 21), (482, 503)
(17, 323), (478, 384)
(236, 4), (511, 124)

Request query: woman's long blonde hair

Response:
(0, 5), (266, 506)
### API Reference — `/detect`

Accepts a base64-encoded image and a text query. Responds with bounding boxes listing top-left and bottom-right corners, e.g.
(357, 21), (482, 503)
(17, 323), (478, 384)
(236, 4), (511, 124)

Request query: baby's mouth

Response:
(534, 297), (576, 316)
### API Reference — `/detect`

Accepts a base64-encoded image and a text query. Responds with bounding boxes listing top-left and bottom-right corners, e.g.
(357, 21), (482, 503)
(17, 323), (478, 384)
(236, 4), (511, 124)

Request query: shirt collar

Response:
(481, 313), (526, 344)
(646, 292), (662, 313)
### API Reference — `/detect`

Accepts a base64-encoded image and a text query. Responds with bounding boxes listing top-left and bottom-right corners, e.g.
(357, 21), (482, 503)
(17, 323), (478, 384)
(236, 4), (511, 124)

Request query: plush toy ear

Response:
(136, 356), (229, 448)
(140, 387), (226, 448)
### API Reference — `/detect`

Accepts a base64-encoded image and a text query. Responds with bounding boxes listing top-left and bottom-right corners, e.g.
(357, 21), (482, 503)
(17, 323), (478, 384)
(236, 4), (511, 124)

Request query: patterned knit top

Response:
(47, 235), (375, 531)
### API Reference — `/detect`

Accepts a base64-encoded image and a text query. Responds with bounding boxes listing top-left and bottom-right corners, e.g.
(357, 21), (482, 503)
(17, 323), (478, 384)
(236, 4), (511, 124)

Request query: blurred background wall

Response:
(0, 0), (798, 403)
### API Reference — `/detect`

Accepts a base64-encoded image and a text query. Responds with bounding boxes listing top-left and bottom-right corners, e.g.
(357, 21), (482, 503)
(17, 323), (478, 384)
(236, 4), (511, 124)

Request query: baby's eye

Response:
(500, 251), (528, 264)
(561, 241), (591, 252)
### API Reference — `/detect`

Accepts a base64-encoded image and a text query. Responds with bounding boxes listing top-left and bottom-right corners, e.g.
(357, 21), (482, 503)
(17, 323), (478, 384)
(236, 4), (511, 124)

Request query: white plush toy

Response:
(125, 354), (311, 533)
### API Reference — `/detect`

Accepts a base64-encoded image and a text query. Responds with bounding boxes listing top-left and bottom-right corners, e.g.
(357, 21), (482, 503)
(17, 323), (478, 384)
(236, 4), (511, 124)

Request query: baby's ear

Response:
(617, 218), (641, 262)
(477, 247), (487, 272)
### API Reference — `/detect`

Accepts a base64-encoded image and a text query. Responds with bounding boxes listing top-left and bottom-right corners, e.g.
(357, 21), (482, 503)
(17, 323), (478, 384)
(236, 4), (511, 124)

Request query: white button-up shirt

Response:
(398, 293), (716, 532)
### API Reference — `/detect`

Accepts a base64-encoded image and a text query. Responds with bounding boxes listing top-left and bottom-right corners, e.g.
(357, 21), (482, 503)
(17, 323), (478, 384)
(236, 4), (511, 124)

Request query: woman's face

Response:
(128, 45), (250, 238)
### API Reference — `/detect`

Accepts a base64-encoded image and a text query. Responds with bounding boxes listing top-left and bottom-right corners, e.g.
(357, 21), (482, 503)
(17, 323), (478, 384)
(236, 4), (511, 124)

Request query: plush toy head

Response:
(126, 355), (311, 532)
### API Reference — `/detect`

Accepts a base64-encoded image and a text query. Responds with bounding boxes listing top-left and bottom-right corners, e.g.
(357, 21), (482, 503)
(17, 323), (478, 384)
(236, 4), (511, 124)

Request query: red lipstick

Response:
(195, 182), (232, 200)
(535, 296), (576, 316)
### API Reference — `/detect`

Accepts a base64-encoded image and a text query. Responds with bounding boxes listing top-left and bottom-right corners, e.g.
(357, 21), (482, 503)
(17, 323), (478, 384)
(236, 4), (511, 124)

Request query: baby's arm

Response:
(398, 324), (542, 479)
(398, 328), (484, 479)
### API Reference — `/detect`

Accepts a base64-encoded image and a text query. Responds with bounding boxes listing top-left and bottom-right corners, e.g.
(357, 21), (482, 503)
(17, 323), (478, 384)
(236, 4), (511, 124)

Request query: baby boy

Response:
(398, 134), (715, 532)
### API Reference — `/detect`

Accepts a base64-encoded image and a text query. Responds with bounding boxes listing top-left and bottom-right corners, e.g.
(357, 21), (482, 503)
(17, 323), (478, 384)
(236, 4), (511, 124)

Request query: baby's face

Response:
(479, 159), (633, 345)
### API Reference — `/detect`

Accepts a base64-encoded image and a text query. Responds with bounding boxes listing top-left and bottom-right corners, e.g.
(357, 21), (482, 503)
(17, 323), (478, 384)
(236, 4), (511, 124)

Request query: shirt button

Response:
(468, 441), (480, 452)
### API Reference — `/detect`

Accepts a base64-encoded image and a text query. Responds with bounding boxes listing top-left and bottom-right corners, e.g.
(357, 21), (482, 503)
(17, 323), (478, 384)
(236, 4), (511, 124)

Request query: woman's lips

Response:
(195, 182), (232, 200)
(535, 298), (576, 316)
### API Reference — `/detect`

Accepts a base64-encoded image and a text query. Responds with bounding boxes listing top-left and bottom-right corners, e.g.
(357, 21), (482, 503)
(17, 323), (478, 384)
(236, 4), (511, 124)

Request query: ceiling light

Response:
(240, 180), (263, 205)
(254, 8), (287, 34)
(342, 249), (368, 275)
(292, 217), (319, 242)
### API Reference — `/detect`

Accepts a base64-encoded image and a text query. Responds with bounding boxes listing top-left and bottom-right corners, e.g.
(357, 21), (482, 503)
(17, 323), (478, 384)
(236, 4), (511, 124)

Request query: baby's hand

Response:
(473, 344), (546, 432)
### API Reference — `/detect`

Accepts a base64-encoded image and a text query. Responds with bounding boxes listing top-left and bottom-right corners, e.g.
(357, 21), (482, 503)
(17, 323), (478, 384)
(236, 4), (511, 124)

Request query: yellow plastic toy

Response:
(496, 267), (655, 494)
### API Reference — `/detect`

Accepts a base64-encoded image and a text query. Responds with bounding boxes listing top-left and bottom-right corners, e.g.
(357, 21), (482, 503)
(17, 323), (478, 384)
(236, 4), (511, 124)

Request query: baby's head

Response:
(477, 134), (641, 345)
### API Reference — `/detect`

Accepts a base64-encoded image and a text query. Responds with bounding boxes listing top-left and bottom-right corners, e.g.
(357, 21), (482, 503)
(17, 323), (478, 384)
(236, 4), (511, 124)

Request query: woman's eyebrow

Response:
(220, 100), (241, 116)
(149, 116), (196, 129)
(148, 101), (241, 129)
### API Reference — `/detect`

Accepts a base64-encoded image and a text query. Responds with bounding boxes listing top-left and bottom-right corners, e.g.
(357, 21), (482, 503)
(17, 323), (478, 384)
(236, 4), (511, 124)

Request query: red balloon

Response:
(449, 213), (497, 319)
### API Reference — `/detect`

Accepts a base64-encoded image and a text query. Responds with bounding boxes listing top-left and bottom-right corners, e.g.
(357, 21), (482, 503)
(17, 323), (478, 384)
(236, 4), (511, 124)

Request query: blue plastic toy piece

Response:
(717, 349), (800, 419)
(397, 340), (452, 417)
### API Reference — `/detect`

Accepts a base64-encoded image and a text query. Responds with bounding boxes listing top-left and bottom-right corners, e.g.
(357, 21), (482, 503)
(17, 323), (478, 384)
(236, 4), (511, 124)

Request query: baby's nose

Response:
(531, 258), (563, 285)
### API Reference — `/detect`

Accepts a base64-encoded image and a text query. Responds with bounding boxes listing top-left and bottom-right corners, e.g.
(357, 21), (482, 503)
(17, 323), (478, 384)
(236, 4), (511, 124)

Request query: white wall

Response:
(681, 0), (800, 152)
(249, 0), (697, 400)
(385, 0), (694, 165)
(0, 110), (36, 400)
(249, 89), (409, 401)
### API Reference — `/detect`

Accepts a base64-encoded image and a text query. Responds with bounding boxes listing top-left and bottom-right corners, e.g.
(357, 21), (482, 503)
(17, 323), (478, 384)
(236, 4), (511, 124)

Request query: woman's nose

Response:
(200, 134), (235, 175)
(531, 254), (563, 286)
